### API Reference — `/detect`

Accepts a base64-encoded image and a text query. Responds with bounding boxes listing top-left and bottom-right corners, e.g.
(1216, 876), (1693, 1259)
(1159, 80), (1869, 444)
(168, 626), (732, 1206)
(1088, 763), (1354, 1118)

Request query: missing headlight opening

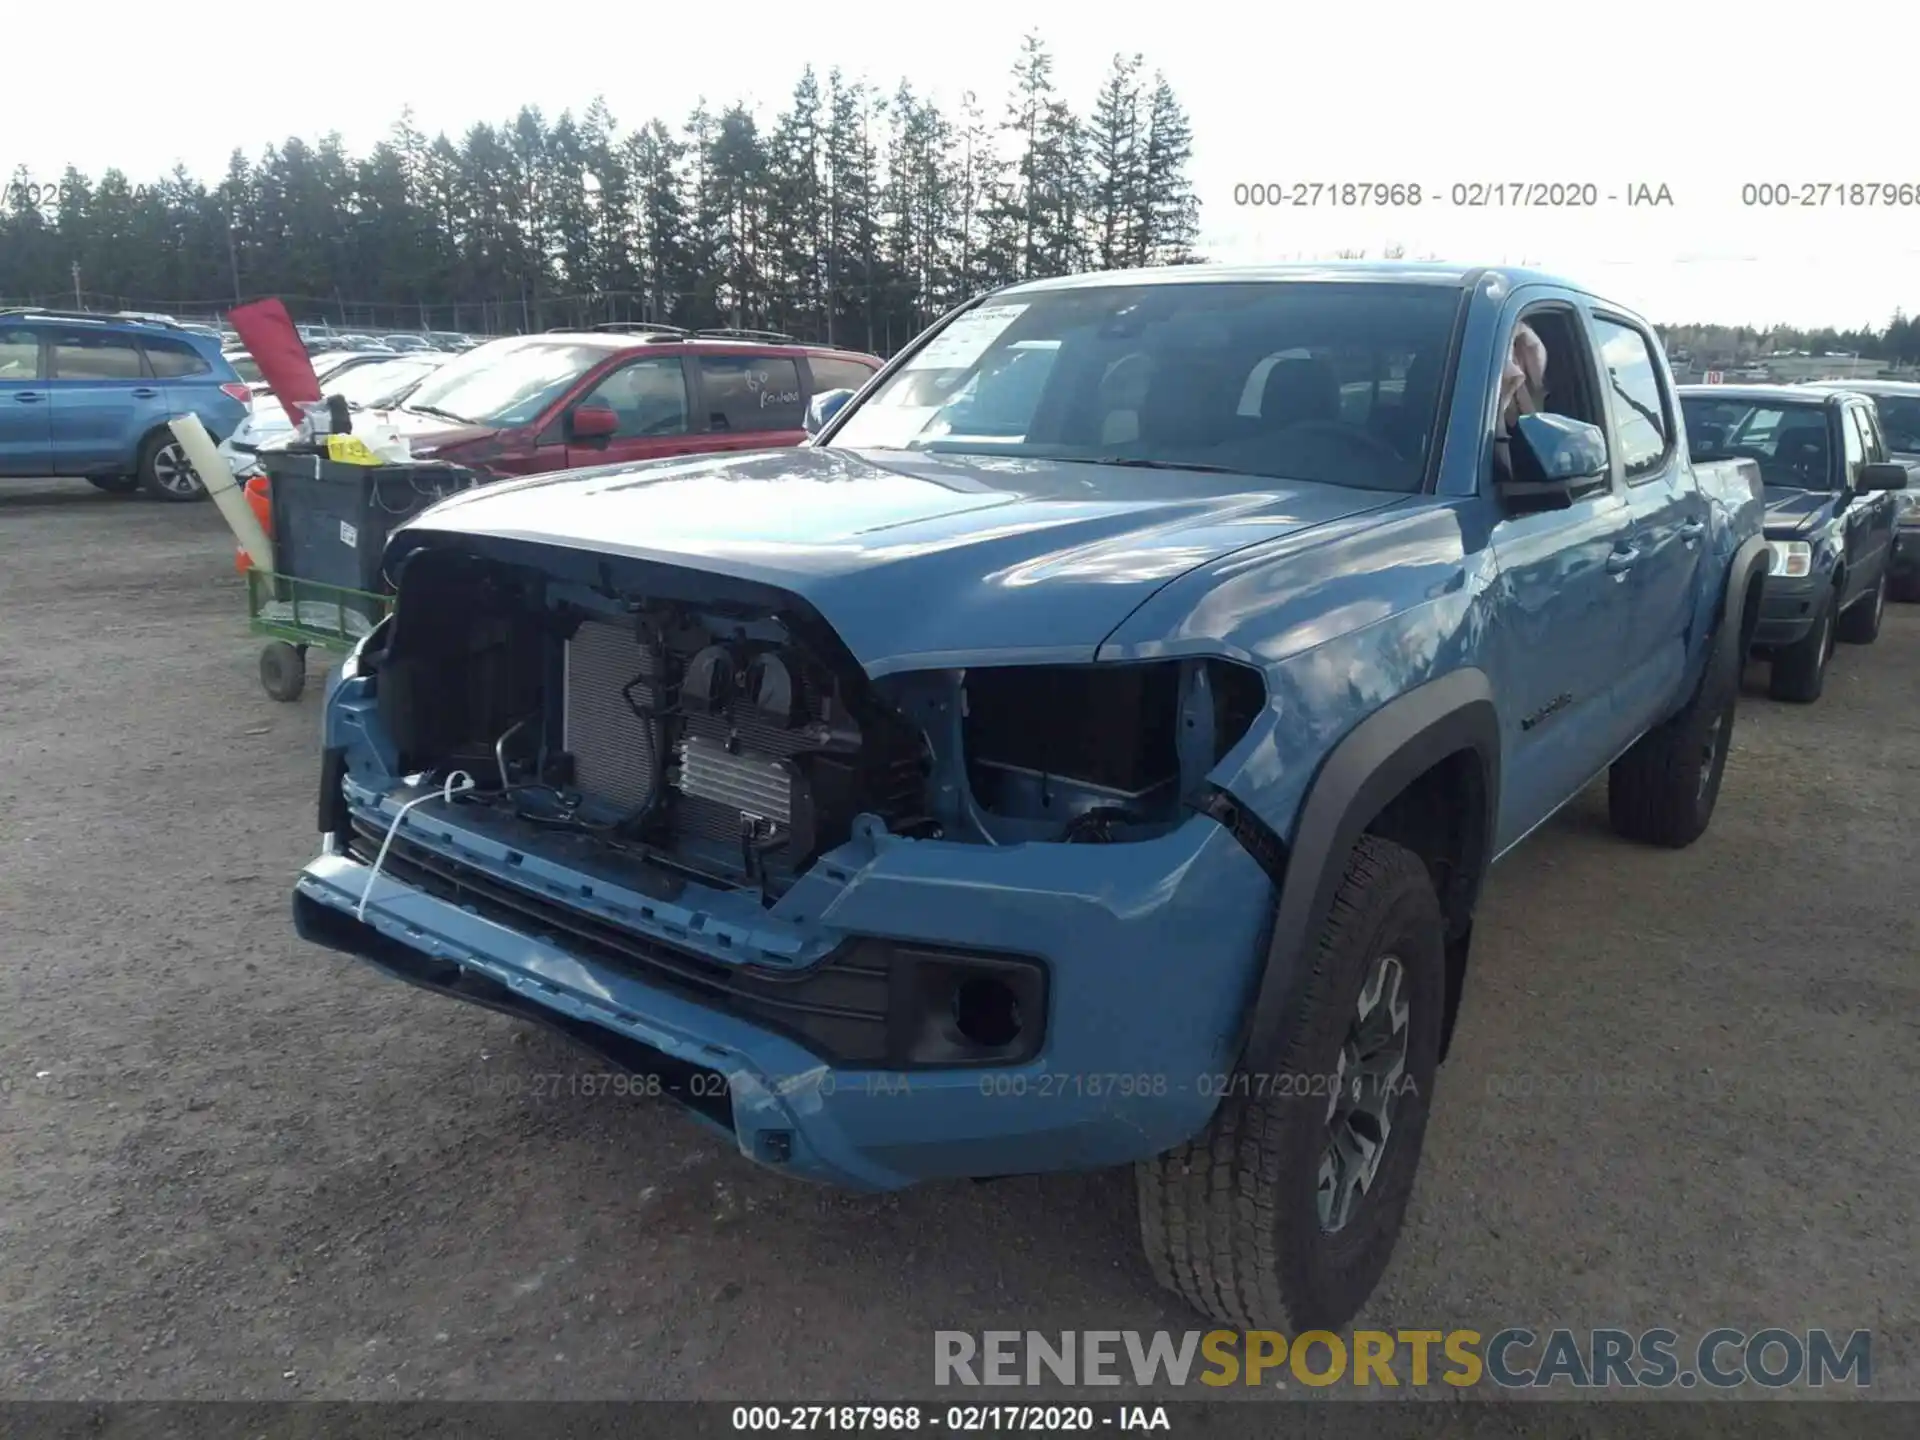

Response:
(956, 659), (1267, 840)
(358, 540), (1266, 906)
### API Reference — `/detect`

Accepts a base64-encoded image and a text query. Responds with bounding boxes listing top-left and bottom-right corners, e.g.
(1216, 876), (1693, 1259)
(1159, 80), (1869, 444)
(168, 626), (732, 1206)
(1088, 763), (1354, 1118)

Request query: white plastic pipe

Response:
(170, 413), (274, 573)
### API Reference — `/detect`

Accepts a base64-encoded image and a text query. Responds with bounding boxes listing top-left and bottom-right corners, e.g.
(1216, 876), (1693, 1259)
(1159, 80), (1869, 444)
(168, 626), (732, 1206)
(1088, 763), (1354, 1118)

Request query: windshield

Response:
(399, 338), (604, 426)
(326, 357), (442, 408)
(1681, 398), (1834, 490)
(1867, 394), (1920, 453)
(826, 281), (1464, 493)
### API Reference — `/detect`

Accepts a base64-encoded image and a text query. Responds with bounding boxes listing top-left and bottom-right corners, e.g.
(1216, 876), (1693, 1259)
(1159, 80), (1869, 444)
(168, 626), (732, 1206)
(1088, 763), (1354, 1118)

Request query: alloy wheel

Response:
(1317, 954), (1411, 1233)
(151, 442), (203, 498)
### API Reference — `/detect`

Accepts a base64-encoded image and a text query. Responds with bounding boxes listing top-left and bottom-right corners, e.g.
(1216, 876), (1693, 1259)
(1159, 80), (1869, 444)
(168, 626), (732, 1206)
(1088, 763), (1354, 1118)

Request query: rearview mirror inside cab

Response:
(1498, 412), (1610, 512)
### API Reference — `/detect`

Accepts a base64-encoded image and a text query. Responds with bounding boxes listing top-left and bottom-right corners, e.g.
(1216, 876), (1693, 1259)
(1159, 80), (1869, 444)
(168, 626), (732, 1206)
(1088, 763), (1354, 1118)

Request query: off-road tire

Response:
(1136, 834), (1444, 1330)
(1608, 632), (1739, 848)
(137, 430), (206, 502)
(1836, 570), (1886, 645)
(1769, 586), (1836, 703)
(85, 474), (142, 495)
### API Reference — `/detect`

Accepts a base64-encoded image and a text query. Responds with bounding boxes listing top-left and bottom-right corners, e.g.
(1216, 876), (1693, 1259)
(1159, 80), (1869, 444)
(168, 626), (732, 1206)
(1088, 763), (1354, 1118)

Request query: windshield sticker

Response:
(903, 304), (1029, 371)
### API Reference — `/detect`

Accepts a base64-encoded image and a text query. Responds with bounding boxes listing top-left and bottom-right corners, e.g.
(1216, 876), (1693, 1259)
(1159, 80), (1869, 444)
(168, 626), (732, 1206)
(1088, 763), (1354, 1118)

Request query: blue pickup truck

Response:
(294, 263), (1767, 1331)
(1677, 384), (1908, 702)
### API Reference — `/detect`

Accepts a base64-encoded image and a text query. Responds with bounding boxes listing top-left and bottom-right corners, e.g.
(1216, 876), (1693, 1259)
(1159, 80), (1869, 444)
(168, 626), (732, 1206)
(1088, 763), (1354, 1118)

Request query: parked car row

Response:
(1678, 382), (1917, 701)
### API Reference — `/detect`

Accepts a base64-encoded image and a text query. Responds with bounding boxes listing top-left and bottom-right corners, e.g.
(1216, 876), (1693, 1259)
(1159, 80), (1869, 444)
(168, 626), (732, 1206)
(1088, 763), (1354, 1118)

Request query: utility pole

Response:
(227, 216), (241, 306)
(71, 260), (82, 309)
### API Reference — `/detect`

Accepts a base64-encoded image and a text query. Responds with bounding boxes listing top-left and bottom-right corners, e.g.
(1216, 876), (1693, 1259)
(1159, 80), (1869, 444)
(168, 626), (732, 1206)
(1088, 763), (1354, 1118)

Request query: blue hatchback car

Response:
(0, 308), (251, 499)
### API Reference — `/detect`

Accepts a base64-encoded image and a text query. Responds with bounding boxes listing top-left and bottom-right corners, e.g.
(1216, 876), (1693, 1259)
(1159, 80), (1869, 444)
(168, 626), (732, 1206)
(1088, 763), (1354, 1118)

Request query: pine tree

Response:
(1138, 73), (1198, 265)
(1085, 53), (1144, 270)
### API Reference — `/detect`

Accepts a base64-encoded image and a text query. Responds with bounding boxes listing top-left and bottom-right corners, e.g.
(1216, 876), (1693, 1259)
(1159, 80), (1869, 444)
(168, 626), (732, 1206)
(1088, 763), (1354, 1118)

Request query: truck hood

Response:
(396, 446), (1406, 676)
(1761, 486), (1833, 537)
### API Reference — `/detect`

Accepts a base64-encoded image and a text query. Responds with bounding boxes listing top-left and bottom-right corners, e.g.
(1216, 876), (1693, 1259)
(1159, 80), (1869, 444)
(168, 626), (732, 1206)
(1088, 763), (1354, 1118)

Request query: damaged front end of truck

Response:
(295, 520), (1283, 1189)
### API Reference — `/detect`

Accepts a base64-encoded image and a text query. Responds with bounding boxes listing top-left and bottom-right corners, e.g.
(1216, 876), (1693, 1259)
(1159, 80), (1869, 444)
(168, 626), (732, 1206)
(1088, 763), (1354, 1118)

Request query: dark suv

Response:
(1679, 383), (1908, 701)
(377, 326), (882, 479)
(0, 308), (251, 499)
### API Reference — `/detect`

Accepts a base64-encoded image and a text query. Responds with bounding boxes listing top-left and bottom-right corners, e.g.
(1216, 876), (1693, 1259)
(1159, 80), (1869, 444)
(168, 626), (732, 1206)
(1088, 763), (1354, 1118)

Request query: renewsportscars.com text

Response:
(933, 1328), (1871, 1390)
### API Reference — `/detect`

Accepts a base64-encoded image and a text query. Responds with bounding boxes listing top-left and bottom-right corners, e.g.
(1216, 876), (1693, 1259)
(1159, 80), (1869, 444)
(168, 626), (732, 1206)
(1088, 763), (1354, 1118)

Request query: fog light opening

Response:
(953, 977), (1022, 1049)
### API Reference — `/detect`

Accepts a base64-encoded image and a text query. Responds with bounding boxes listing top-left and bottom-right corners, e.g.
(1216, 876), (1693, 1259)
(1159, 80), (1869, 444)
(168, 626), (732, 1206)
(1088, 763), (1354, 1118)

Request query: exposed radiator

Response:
(562, 620), (659, 812)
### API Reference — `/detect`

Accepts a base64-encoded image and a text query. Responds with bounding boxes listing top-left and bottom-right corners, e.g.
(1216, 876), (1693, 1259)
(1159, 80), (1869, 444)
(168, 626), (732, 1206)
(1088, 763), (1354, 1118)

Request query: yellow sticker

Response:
(325, 434), (382, 465)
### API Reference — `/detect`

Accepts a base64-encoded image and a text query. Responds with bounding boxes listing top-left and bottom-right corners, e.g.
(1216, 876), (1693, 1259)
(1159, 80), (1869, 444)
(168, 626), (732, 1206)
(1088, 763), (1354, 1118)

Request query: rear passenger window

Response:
(50, 333), (146, 381)
(1592, 318), (1671, 478)
(699, 355), (803, 432)
(143, 340), (211, 378)
(0, 328), (38, 380)
(809, 357), (877, 396)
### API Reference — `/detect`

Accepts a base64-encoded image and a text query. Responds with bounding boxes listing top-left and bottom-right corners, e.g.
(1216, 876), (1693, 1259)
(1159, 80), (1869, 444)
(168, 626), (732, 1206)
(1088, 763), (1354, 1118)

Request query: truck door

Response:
(0, 323), (52, 476)
(1591, 314), (1703, 738)
(1843, 403), (1893, 591)
(1484, 302), (1636, 849)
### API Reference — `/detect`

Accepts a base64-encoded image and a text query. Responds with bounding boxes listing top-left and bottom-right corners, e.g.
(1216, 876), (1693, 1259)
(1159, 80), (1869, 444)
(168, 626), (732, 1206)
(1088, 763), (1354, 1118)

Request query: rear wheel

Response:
(1609, 634), (1737, 847)
(137, 431), (206, 501)
(1136, 834), (1444, 1330)
(1836, 570), (1886, 644)
(85, 474), (142, 495)
(1769, 588), (1835, 703)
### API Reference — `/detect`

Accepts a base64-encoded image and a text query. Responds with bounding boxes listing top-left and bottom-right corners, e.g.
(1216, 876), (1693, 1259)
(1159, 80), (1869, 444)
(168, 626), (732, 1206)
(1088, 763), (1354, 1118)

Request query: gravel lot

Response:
(1, 479), (1915, 1403)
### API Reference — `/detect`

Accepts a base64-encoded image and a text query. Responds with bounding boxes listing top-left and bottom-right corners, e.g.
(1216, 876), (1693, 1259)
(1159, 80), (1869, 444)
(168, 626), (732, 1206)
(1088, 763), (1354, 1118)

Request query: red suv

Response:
(380, 326), (883, 477)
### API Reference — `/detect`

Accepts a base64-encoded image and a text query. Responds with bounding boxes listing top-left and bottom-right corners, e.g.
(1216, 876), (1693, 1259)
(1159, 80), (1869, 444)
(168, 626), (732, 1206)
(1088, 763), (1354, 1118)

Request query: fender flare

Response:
(1720, 532), (1770, 667)
(1230, 668), (1501, 1075)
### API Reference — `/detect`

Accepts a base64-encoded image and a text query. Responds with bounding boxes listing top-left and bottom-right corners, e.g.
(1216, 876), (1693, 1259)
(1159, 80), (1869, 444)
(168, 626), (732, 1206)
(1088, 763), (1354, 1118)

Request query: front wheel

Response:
(1769, 589), (1835, 703)
(1136, 834), (1444, 1330)
(1836, 570), (1886, 645)
(137, 430), (207, 502)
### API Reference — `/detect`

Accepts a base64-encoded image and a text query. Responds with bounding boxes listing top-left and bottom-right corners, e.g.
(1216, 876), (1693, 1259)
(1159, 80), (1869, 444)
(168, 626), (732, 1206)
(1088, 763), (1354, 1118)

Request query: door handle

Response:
(131, 387), (160, 398)
(1606, 545), (1639, 576)
(12, 391), (43, 402)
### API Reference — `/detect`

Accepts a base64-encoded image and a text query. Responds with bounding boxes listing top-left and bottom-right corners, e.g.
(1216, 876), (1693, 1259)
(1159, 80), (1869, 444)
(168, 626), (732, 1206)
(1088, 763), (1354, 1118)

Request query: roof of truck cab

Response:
(1676, 384), (1852, 406)
(993, 260), (1585, 295)
(1798, 378), (1920, 397)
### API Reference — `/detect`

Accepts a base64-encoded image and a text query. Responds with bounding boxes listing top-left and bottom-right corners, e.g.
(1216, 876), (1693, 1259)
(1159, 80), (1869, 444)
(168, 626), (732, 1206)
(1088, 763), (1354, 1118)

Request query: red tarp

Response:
(228, 298), (321, 428)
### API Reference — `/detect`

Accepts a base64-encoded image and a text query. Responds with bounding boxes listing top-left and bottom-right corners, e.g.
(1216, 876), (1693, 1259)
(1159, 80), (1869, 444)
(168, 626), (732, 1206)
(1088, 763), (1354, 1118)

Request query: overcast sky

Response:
(12, 0), (1915, 329)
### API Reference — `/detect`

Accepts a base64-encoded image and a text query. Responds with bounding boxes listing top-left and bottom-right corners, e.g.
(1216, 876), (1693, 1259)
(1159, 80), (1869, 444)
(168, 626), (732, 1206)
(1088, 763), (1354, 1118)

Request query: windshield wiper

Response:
(405, 402), (476, 425)
(1076, 456), (1263, 477)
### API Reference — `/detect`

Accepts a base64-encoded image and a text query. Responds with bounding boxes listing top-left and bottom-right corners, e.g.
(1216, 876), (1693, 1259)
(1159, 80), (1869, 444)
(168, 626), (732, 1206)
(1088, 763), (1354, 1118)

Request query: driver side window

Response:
(580, 358), (689, 439)
(1490, 308), (1607, 486)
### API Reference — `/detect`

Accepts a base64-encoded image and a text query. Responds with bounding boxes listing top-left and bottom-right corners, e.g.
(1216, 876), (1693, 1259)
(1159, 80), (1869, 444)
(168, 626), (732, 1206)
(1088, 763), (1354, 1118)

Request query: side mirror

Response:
(568, 405), (618, 442)
(805, 388), (856, 436)
(1858, 461), (1909, 492)
(1497, 413), (1610, 512)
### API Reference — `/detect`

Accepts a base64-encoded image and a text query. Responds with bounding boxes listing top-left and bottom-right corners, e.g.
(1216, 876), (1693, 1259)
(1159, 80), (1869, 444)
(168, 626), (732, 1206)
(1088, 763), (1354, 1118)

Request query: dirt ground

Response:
(0, 479), (1915, 1403)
